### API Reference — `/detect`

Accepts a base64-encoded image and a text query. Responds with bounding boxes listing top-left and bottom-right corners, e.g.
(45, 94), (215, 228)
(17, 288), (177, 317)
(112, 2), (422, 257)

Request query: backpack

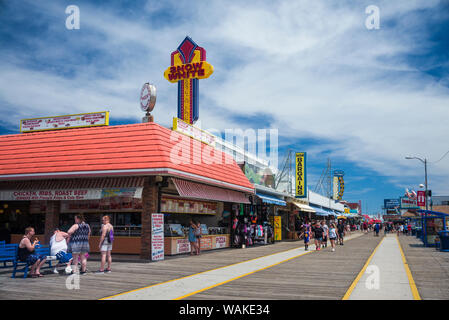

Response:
(107, 229), (114, 242)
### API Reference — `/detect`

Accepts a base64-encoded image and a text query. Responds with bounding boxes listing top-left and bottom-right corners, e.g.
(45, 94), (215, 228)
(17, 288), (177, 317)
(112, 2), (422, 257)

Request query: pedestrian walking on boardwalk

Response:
(67, 214), (91, 275)
(329, 223), (338, 252)
(312, 222), (324, 251)
(337, 220), (345, 245)
(300, 222), (311, 251)
(321, 220), (329, 248)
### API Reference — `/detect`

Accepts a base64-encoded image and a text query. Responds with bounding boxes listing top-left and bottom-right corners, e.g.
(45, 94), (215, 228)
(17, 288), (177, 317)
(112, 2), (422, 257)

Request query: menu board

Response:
(200, 237), (212, 250)
(151, 213), (164, 261)
(161, 196), (217, 215)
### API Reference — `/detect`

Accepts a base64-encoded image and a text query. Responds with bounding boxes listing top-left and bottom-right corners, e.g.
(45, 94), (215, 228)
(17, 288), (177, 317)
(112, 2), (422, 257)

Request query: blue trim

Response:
(309, 205), (328, 216)
(256, 192), (286, 206)
(192, 78), (199, 122)
(177, 82), (182, 119)
(177, 36), (198, 64)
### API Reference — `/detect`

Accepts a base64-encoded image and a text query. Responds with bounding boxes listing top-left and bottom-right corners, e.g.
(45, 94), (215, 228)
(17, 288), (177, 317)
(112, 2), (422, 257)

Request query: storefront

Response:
(287, 198), (315, 239)
(0, 121), (255, 259)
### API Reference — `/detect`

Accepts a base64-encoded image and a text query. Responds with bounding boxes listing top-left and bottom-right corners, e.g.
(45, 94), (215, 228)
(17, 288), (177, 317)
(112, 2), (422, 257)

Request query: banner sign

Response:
(151, 213), (164, 261)
(295, 152), (307, 198)
(384, 198), (400, 209)
(400, 197), (419, 209)
(0, 187), (142, 201)
(333, 176), (339, 200)
(20, 111), (109, 133)
(417, 191), (426, 207)
(172, 117), (216, 146)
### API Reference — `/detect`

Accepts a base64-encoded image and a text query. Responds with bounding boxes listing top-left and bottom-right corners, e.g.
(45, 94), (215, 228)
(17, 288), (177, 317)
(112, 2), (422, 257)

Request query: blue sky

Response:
(1, 0), (449, 214)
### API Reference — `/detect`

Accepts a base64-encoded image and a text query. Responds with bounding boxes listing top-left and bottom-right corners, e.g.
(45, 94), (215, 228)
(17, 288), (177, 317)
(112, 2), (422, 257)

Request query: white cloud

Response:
(0, 0), (448, 196)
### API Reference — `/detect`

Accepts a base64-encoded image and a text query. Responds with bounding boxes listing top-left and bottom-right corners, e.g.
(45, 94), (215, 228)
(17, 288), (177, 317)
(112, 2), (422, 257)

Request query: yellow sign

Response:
(164, 61), (214, 83)
(344, 208), (350, 214)
(295, 152), (307, 198)
(270, 216), (282, 241)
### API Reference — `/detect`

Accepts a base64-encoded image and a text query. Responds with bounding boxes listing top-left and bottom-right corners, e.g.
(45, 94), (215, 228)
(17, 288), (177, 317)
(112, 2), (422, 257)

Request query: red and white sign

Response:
(151, 213), (164, 261)
(20, 112), (109, 133)
(176, 239), (191, 254)
(215, 236), (227, 248)
(417, 191), (426, 207)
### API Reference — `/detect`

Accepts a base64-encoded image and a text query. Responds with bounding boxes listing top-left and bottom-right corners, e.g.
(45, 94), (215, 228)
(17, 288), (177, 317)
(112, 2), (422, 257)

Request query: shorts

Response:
(338, 233), (344, 238)
(101, 242), (113, 252)
(315, 237), (323, 242)
(329, 237), (337, 241)
(68, 242), (90, 254)
(26, 254), (46, 266)
(55, 251), (73, 263)
(304, 236), (310, 243)
(322, 236), (328, 242)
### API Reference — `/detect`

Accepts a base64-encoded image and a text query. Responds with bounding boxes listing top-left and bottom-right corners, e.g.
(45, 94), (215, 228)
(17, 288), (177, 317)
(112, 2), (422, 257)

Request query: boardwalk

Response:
(0, 231), (447, 300)
(398, 234), (449, 300)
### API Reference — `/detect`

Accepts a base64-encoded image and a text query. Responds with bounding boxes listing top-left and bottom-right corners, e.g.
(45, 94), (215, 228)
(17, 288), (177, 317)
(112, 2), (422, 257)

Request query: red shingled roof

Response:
(0, 122), (254, 193)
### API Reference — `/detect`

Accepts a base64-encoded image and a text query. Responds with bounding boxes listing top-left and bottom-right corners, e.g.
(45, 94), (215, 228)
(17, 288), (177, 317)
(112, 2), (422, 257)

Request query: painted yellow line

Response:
(174, 250), (314, 300)
(396, 235), (421, 300)
(342, 235), (385, 300)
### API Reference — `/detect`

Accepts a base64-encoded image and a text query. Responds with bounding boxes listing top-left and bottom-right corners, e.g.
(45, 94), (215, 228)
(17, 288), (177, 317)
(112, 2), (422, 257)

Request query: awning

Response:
(256, 192), (287, 206)
(291, 201), (316, 213)
(310, 205), (329, 216)
(324, 208), (336, 216)
(172, 178), (250, 204)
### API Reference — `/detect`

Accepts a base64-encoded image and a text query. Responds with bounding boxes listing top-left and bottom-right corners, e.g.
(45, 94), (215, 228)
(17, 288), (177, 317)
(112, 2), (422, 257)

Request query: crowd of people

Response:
(17, 214), (114, 278)
(297, 219), (351, 252)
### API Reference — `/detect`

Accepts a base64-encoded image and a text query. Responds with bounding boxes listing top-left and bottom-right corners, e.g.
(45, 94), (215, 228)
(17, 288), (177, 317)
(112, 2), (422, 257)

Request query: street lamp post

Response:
(405, 156), (429, 246)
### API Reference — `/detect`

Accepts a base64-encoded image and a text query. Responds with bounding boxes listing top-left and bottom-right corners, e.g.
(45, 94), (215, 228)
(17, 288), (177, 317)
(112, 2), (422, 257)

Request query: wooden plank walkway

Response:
(398, 234), (449, 300)
(184, 233), (382, 300)
(0, 232), (371, 300)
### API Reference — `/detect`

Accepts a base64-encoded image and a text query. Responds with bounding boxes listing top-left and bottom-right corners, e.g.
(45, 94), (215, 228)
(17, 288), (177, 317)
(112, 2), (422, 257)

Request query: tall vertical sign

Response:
(164, 36), (214, 124)
(151, 213), (164, 261)
(295, 152), (307, 198)
(417, 190), (426, 207)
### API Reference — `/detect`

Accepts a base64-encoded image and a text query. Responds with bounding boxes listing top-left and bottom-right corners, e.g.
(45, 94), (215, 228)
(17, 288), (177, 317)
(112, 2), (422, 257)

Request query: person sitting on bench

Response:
(50, 228), (73, 274)
(18, 227), (47, 278)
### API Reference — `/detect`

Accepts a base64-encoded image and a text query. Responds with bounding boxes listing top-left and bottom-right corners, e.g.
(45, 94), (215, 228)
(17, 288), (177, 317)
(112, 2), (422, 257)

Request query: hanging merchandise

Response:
(232, 217), (239, 230)
(251, 215), (257, 224)
(240, 204), (244, 216)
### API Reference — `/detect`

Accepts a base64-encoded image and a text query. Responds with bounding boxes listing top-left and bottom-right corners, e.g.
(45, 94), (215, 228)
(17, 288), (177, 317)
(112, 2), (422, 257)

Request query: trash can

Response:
(438, 231), (449, 252)
(416, 227), (422, 238)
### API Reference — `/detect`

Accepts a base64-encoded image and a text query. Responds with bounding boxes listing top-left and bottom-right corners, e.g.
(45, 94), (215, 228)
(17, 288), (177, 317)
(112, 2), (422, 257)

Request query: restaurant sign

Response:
(164, 36), (214, 124)
(400, 196), (419, 209)
(20, 111), (109, 133)
(0, 188), (143, 201)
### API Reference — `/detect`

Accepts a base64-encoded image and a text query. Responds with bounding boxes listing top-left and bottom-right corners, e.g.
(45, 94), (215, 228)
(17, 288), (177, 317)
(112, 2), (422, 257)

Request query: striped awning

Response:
(172, 178), (250, 204)
(256, 192), (287, 206)
(310, 205), (329, 216)
(291, 201), (316, 213)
